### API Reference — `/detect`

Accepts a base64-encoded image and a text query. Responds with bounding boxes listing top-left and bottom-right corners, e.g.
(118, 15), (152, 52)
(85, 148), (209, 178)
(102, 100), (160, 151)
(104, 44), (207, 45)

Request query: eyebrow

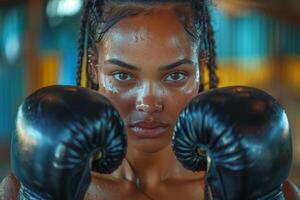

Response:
(159, 58), (194, 71)
(104, 58), (194, 71)
(104, 59), (139, 71)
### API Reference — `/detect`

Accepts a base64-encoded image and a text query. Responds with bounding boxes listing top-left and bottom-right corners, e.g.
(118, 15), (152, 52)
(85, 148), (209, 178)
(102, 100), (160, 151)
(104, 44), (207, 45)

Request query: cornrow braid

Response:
(86, 31), (93, 88)
(191, 0), (206, 92)
(76, 0), (218, 91)
(76, 0), (91, 86)
(203, 3), (218, 89)
(89, 0), (105, 90)
(77, 0), (105, 87)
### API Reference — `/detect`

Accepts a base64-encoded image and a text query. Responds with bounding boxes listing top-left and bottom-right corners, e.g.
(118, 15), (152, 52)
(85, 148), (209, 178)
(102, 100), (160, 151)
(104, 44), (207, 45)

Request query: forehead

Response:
(98, 6), (197, 64)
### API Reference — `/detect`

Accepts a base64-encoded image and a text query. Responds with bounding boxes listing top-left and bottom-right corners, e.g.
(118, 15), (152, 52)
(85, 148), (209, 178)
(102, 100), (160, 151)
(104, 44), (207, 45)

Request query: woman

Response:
(1, 0), (299, 199)
(78, 0), (215, 199)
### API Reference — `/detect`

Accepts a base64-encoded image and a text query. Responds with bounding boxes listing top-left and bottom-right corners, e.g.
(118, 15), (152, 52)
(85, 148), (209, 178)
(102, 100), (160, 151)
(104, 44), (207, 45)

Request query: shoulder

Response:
(84, 172), (128, 200)
(0, 173), (20, 200)
(283, 180), (300, 200)
(84, 172), (150, 200)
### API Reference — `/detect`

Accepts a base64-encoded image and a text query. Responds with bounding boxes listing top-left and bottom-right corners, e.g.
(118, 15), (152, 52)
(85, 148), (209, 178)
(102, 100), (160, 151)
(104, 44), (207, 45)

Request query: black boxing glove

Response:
(172, 86), (292, 200)
(11, 85), (127, 200)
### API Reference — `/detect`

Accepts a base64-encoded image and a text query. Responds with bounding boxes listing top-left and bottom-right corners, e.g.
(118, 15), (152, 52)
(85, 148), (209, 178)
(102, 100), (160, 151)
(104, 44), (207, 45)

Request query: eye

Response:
(164, 72), (187, 82)
(112, 72), (134, 82)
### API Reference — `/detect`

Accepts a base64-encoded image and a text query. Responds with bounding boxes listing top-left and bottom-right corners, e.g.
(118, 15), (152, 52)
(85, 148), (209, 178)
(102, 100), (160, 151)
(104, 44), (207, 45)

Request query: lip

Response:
(128, 121), (169, 139)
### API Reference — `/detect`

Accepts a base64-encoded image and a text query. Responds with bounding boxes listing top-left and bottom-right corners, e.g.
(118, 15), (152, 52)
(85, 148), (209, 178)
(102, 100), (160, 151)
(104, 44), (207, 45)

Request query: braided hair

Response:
(76, 0), (218, 92)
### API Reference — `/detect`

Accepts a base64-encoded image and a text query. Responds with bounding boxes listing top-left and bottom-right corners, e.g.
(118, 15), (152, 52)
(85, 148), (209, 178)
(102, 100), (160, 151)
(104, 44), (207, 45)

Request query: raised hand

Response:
(11, 85), (127, 200)
(172, 86), (292, 200)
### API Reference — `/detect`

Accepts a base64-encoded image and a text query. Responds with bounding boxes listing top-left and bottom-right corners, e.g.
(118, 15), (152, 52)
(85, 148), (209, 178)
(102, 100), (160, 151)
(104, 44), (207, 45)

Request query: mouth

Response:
(128, 121), (170, 139)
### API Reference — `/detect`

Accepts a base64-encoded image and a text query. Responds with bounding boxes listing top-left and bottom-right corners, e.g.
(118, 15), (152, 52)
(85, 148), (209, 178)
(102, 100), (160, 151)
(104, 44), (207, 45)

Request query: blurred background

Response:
(0, 0), (299, 186)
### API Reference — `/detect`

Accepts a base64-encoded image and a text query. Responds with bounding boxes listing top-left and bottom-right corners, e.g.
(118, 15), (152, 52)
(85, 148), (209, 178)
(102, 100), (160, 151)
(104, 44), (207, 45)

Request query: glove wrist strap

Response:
(18, 184), (50, 200)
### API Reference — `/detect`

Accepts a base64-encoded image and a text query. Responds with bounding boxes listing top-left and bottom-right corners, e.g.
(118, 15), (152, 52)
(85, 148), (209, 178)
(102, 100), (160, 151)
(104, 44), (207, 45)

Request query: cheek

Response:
(100, 75), (119, 94)
(163, 78), (200, 123)
(98, 74), (136, 120)
(98, 72), (199, 124)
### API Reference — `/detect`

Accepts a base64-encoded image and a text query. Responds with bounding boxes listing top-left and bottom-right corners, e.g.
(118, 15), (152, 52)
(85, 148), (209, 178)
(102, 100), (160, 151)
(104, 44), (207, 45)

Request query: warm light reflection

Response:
(281, 111), (290, 140)
(16, 107), (41, 153)
(46, 0), (83, 18)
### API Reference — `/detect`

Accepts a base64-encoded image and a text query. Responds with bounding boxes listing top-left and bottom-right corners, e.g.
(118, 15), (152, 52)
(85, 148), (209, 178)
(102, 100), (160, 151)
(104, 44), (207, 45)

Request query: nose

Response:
(136, 103), (163, 113)
(135, 82), (163, 113)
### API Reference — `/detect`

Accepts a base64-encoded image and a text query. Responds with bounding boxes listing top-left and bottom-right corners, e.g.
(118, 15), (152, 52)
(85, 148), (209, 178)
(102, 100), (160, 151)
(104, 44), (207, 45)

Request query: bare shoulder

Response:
(0, 173), (20, 200)
(283, 180), (300, 200)
(84, 172), (149, 200)
(84, 172), (119, 200)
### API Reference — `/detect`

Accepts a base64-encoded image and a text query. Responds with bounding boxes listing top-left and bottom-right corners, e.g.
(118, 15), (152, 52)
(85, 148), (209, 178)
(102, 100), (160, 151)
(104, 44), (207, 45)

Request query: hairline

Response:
(92, 2), (200, 53)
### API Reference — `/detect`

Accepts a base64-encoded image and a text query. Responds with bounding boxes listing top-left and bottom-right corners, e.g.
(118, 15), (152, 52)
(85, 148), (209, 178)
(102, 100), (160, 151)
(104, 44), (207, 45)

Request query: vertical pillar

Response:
(24, 0), (43, 94)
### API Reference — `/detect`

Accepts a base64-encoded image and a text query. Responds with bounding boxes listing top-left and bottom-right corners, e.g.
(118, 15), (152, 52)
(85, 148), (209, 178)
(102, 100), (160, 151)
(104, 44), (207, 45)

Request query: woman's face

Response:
(96, 5), (200, 153)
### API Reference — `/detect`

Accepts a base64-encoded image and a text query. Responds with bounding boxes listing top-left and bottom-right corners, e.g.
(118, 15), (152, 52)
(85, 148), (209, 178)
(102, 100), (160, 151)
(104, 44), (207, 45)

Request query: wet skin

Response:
(85, 3), (206, 200)
(0, 3), (299, 200)
(0, 4), (205, 200)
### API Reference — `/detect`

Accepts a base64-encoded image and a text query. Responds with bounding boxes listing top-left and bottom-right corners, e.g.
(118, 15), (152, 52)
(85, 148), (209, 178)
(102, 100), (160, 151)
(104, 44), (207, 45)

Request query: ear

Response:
(87, 48), (99, 88)
(199, 58), (205, 85)
(199, 51), (209, 91)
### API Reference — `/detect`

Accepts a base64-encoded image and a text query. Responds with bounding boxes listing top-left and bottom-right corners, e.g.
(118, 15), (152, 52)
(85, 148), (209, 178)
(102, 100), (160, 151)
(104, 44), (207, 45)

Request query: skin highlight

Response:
(0, 2), (299, 200)
(96, 6), (200, 153)
(86, 4), (206, 200)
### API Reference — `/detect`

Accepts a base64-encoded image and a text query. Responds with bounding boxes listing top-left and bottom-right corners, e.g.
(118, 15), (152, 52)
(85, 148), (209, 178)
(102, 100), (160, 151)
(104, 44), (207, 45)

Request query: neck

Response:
(120, 144), (181, 189)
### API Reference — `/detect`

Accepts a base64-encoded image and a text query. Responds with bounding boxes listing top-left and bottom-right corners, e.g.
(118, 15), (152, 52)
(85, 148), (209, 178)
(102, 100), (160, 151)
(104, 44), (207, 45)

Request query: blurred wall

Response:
(0, 0), (299, 187)
(213, 3), (300, 185)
